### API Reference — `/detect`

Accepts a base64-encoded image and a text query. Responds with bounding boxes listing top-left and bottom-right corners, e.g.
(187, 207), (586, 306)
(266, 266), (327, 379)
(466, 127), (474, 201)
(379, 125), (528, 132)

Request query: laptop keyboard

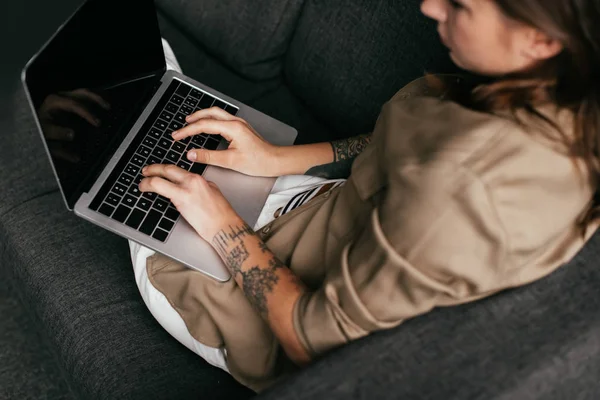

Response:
(89, 80), (239, 243)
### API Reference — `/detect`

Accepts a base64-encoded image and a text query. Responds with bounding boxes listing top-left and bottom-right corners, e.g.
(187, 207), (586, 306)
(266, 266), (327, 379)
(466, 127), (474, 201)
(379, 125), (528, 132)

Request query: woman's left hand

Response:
(139, 164), (244, 242)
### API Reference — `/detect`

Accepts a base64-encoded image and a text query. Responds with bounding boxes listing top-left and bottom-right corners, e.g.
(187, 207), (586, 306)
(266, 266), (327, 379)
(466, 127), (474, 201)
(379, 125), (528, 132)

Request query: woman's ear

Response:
(521, 28), (563, 61)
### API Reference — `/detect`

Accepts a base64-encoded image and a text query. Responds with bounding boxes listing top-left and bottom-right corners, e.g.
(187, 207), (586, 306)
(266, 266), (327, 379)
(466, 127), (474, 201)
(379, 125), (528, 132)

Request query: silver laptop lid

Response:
(21, 0), (166, 210)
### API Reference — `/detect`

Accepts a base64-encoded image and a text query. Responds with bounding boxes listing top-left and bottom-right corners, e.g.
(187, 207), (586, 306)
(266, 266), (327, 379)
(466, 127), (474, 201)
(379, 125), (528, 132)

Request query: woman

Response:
(131, 0), (600, 391)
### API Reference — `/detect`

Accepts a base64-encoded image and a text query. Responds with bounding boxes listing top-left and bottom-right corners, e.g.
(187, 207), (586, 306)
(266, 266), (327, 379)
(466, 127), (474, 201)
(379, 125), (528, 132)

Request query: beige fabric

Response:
(146, 76), (599, 391)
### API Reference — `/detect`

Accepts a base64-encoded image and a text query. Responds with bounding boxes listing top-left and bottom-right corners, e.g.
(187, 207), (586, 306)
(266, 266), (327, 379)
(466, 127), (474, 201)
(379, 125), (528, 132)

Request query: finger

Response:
(172, 119), (245, 142)
(46, 96), (101, 127)
(142, 163), (190, 184)
(185, 106), (242, 124)
(186, 148), (232, 169)
(207, 181), (219, 189)
(44, 125), (75, 141)
(66, 88), (111, 110)
(139, 175), (185, 200)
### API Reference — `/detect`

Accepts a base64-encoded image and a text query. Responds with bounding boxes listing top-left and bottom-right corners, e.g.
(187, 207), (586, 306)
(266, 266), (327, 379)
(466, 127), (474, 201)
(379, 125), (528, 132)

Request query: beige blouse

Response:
(146, 76), (599, 391)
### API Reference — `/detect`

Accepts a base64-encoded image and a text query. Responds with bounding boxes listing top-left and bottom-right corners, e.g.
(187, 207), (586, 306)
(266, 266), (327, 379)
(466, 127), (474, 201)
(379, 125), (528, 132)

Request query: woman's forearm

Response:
(274, 133), (372, 178)
(211, 219), (311, 365)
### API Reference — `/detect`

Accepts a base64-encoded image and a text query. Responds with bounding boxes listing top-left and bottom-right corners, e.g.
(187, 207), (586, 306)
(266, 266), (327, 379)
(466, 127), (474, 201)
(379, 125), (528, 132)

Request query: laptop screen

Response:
(23, 0), (165, 209)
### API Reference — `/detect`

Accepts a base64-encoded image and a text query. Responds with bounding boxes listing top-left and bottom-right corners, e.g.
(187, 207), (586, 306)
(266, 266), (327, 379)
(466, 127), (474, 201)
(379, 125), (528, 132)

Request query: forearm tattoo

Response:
(305, 133), (372, 179)
(212, 223), (290, 318)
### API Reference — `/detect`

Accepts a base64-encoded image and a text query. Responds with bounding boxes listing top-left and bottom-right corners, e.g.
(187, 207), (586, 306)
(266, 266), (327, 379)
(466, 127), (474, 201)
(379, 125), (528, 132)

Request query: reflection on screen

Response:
(24, 0), (165, 209)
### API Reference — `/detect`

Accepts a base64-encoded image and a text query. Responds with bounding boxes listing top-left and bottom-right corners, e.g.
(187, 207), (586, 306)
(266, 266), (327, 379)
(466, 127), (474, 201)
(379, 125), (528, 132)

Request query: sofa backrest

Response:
(155, 0), (306, 81)
(284, 0), (456, 138)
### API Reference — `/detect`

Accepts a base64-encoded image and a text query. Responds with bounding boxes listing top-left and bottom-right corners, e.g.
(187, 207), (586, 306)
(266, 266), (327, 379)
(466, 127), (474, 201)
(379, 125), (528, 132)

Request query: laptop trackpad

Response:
(202, 165), (276, 228)
(166, 165), (275, 281)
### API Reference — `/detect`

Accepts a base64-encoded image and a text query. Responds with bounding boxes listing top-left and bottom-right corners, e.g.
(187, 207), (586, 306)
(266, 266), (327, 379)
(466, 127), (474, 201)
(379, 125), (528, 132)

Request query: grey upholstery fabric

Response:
(258, 230), (600, 400)
(1, 191), (252, 400)
(284, 0), (456, 137)
(157, 11), (280, 103)
(155, 0), (306, 80)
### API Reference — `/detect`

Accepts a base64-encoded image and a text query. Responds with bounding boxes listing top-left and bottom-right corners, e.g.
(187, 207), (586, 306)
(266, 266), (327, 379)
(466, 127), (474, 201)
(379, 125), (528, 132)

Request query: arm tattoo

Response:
(212, 222), (293, 318)
(305, 133), (372, 179)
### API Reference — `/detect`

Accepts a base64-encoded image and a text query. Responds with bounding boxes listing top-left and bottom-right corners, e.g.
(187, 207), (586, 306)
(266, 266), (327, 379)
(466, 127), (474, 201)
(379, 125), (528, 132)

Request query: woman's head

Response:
(422, 0), (600, 229)
(421, 0), (598, 81)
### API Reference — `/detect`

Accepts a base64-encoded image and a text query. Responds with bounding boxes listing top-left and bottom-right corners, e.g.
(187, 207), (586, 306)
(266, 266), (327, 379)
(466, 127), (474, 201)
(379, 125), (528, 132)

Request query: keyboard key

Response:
(169, 121), (183, 131)
(165, 102), (179, 114)
(163, 128), (175, 139)
(105, 193), (121, 207)
(112, 205), (131, 223)
(137, 198), (152, 211)
(139, 210), (162, 235)
(180, 104), (193, 115)
(152, 228), (169, 242)
(137, 145), (151, 158)
(213, 100), (227, 109)
(177, 160), (191, 170)
(184, 97), (198, 108)
(128, 184), (142, 197)
(152, 147), (166, 158)
(224, 105), (238, 115)
(159, 218), (175, 232)
(123, 194), (137, 208)
(191, 135), (207, 147)
(124, 164), (139, 176)
(118, 173), (133, 186)
(198, 94), (215, 109)
(187, 142), (202, 151)
(142, 192), (157, 201)
(205, 137), (221, 150)
(147, 155), (162, 165)
(159, 111), (174, 122)
(189, 89), (202, 99)
(99, 203), (115, 217)
(142, 137), (157, 148)
(166, 151), (180, 163)
(172, 141), (186, 153)
(126, 208), (146, 230)
(153, 198), (169, 212)
(130, 154), (145, 167)
(165, 207), (180, 221)
(158, 138), (172, 150)
(154, 119), (168, 131)
(134, 174), (143, 185)
(148, 128), (162, 139)
(174, 113), (187, 124)
(175, 84), (191, 98)
(181, 136), (191, 145)
(112, 182), (127, 196)
(171, 95), (183, 105)
(190, 163), (207, 175)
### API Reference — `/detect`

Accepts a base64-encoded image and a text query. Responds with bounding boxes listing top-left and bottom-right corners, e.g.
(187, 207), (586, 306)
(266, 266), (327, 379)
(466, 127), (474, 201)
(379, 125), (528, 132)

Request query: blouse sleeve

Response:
(292, 160), (508, 357)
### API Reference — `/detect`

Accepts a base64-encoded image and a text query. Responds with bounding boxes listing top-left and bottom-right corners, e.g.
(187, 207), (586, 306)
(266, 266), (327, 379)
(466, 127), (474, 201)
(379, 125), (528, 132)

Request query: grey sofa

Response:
(3, 0), (600, 399)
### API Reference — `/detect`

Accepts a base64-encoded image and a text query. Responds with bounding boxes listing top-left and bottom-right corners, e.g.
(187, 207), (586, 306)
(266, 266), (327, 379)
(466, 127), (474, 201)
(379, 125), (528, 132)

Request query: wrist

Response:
(206, 215), (252, 249)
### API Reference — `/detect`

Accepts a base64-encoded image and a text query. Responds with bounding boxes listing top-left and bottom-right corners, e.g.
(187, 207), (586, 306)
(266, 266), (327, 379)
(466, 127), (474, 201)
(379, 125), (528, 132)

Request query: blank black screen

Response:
(24, 0), (165, 209)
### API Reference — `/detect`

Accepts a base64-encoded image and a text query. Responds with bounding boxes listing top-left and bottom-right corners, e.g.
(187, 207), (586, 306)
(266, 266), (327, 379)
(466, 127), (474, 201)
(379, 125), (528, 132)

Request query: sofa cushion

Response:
(157, 11), (280, 103)
(258, 231), (600, 399)
(155, 0), (306, 81)
(284, 0), (456, 137)
(1, 193), (253, 400)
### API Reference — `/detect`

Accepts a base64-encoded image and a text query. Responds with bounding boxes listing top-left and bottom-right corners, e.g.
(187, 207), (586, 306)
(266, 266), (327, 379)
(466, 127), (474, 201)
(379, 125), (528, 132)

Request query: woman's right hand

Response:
(171, 107), (281, 177)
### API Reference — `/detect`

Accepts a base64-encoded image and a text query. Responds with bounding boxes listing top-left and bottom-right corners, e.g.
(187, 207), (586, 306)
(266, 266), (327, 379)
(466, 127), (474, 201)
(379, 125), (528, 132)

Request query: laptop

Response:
(21, 0), (297, 282)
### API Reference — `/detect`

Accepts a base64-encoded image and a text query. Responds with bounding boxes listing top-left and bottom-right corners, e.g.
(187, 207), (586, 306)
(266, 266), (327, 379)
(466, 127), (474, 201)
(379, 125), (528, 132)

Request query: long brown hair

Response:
(454, 0), (600, 234)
